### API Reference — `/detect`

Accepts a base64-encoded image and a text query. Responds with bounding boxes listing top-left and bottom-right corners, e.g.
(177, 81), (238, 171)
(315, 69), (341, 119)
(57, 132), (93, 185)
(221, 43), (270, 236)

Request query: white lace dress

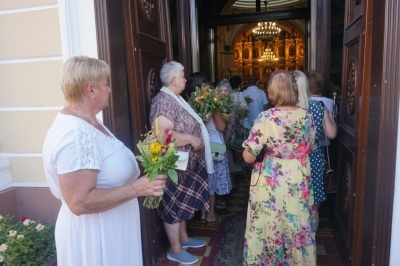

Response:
(42, 113), (142, 266)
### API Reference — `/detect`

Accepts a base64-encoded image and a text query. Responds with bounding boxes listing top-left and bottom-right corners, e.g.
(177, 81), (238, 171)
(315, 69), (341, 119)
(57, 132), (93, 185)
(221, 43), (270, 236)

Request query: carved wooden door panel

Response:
(122, 0), (172, 265)
(336, 0), (373, 264)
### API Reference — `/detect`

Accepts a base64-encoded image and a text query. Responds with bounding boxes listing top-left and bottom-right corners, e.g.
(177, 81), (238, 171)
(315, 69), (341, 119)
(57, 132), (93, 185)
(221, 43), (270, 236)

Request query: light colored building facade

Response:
(0, 0), (97, 221)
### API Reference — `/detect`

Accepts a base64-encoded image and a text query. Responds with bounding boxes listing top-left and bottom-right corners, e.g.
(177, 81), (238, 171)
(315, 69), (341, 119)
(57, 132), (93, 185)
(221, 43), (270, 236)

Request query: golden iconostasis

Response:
(218, 20), (305, 88)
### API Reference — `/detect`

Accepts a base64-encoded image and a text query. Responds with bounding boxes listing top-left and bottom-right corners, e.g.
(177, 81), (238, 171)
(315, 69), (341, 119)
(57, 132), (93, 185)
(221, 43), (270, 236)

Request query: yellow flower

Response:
(152, 156), (158, 162)
(149, 141), (162, 154)
(214, 97), (218, 102)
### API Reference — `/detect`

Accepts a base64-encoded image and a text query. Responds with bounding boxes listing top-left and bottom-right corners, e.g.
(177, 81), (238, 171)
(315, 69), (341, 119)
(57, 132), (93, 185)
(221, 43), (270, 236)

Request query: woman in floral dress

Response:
(242, 70), (316, 265)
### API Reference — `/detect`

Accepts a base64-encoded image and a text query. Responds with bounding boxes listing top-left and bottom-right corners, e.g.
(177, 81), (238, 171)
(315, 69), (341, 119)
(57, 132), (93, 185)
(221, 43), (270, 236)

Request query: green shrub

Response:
(0, 214), (56, 266)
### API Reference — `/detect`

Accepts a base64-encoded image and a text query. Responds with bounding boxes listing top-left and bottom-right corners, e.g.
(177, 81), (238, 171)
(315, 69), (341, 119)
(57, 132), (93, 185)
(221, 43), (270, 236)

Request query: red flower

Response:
(266, 177), (277, 188)
(165, 129), (174, 145)
(296, 141), (310, 156)
(302, 181), (309, 200)
(21, 216), (28, 222)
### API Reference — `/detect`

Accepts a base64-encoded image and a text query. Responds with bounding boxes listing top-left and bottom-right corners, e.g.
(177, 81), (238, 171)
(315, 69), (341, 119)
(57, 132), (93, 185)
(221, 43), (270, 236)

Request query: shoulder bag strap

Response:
(323, 108), (331, 171)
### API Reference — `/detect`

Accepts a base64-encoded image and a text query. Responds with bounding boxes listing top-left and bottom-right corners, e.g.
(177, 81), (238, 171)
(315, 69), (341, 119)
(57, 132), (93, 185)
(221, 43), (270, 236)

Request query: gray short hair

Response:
(216, 79), (232, 93)
(160, 61), (184, 86)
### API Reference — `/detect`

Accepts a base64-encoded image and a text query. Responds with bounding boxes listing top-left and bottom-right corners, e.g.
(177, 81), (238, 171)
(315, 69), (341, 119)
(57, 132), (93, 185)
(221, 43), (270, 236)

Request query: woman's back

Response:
(242, 106), (316, 265)
(249, 107), (315, 160)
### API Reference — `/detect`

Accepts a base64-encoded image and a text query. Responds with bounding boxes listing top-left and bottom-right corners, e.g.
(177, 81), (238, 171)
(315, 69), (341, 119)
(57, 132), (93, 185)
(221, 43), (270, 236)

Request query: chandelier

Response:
(258, 48), (279, 63)
(252, 21), (281, 41)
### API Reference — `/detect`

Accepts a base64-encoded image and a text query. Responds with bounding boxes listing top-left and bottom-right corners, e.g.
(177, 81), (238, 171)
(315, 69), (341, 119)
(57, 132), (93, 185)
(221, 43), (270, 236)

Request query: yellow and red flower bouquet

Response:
(188, 83), (220, 123)
(188, 83), (236, 124)
(135, 125), (179, 209)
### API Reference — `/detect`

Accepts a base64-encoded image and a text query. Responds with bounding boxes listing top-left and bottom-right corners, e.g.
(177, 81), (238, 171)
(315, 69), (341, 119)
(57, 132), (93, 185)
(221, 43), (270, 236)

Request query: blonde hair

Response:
(60, 56), (110, 106)
(267, 70), (299, 106)
(292, 70), (310, 109)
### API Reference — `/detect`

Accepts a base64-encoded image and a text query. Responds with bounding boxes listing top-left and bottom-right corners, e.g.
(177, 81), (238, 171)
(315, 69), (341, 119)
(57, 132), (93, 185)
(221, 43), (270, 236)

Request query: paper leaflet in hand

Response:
(175, 150), (189, 171)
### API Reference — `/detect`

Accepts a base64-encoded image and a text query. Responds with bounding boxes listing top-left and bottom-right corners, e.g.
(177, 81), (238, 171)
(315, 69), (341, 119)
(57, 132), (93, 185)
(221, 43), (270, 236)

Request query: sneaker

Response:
(181, 237), (206, 248)
(167, 250), (198, 265)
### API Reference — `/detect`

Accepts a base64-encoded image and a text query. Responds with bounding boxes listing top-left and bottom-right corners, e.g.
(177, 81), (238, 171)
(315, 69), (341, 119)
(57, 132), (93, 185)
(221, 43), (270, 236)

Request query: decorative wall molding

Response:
(0, 156), (12, 189)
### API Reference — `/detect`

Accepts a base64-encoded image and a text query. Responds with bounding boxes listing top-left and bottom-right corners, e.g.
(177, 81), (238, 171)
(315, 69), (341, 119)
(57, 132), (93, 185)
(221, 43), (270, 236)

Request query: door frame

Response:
(92, 0), (192, 265)
(92, 0), (399, 265)
(358, 0), (399, 264)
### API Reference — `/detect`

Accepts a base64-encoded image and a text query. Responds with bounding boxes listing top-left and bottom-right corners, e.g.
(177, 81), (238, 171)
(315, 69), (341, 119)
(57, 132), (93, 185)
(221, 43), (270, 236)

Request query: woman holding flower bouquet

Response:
(42, 56), (167, 266)
(186, 74), (232, 223)
(149, 62), (213, 265)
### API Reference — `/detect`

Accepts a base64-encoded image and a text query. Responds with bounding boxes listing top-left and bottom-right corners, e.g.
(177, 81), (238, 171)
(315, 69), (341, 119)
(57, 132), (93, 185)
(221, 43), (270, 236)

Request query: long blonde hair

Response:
(291, 70), (310, 109)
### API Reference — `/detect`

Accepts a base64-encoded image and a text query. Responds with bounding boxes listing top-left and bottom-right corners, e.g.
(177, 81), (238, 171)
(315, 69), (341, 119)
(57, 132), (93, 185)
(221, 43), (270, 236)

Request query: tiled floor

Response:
(154, 170), (351, 266)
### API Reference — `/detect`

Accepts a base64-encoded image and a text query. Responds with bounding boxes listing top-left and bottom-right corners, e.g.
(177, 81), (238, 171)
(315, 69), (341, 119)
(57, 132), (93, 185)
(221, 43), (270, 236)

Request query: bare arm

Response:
(152, 115), (204, 151)
(243, 148), (256, 164)
(59, 170), (167, 216)
(212, 111), (227, 132)
(323, 108), (337, 139)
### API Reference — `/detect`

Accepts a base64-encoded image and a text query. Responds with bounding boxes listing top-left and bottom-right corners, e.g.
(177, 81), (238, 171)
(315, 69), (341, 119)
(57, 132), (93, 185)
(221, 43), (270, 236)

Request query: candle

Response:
(155, 117), (159, 137)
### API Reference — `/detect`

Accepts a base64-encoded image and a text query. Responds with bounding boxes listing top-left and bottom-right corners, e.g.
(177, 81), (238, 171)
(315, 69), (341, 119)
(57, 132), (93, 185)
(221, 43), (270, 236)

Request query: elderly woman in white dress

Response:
(42, 56), (167, 266)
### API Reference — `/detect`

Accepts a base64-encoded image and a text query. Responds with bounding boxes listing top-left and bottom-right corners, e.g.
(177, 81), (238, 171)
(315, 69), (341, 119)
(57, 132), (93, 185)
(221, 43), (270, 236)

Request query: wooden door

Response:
(122, 1), (172, 265)
(336, 0), (372, 264)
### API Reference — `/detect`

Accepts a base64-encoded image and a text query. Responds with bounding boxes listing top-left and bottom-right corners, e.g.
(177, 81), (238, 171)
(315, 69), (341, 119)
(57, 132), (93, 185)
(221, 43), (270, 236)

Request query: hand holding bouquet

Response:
(136, 125), (179, 209)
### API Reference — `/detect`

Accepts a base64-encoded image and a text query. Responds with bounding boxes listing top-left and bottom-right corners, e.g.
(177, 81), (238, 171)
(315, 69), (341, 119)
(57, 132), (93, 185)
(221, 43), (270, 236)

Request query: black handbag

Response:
(325, 169), (338, 193)
(226, 123), (246, 152)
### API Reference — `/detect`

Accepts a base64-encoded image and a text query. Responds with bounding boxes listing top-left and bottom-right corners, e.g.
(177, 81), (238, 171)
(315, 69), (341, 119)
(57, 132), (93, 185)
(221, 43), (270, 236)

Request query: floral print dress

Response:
(242, 107), (316, 266)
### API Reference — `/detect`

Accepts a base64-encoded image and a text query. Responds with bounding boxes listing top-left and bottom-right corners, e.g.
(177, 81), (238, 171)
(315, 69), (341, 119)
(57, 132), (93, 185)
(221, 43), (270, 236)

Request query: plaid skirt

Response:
(158, 150), (210, 224)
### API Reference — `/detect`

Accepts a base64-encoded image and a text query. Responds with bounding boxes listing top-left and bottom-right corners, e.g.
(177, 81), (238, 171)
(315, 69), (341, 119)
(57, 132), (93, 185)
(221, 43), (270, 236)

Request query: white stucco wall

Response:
(58, 0), (98, 59)
(0, 0), (97, 190)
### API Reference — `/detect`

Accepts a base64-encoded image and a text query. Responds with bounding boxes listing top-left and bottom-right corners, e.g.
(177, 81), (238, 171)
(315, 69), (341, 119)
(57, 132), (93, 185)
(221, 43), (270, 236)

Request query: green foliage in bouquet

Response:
(136, 128), (179, 208)
(235, 105), (250, 122)
(0, 214), (56, 266)
(188, 84), (220, 123)
(244, 95), (254, 105)
(217, 93), (235, 115)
